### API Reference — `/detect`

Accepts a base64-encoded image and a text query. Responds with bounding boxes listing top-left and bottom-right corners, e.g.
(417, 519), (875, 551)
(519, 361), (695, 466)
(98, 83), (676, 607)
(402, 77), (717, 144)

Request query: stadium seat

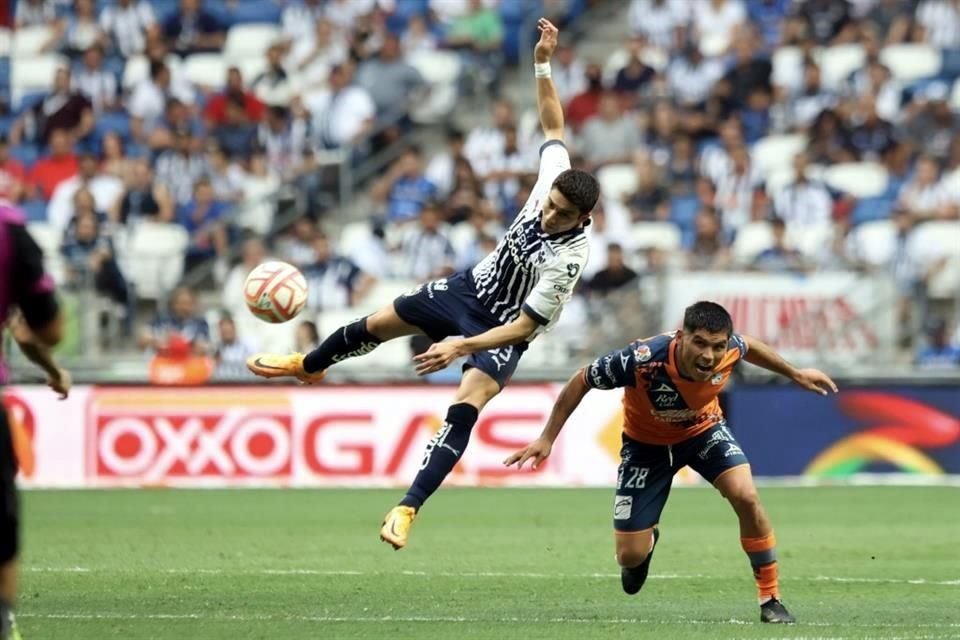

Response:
(751, 134), (807, 177)
(848, 219), (896, 266)
(223, 0), (282, 25)
(822, 162), (888, 198)
(732, 221), (775, 265)
(338, 221), (374, 256)
(407, 50), (462, 124)
(787, 222), (833, 258)
(699, 32), (730, 59)
(95, 111), (132, 141)
(183, 54), (228, 90)
(850, 195), (895, 226)
(120, 222), (189, 300)
(21, 199), (47, 223)
(26, 222), (66, 284)
(879, 44), (942, 82)
(237, 57), (268, 85)
(911, 221), (960, 299)
(11, 25), (53, 57)
(629, 222), (682, 251)
(11, 54), (68, 108)
(122, 55), (149, 90)
(9, 144), (39, 168)
(0, 27), (10, 57)
(223, 23), (281, 62)
(817, 44), (865, 90)
(772, 46), (803, 91)
(764, 167), (795, 195)
(596, 164), (638, 203)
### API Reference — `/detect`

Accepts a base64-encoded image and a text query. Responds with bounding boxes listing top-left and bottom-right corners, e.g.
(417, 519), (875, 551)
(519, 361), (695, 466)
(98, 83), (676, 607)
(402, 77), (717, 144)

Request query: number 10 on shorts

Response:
(618, 465), (649, 490)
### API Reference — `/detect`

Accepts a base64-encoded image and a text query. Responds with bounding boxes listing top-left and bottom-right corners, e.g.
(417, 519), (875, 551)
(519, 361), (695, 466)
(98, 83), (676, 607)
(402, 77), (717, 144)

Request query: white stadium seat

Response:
(629, 222), (682, 251)
(223, 23), (281, 62)
(910, 221), (960, 299)
(822, 162), (888, 198)
(123, 54), (185, 90)
(772, 46), (803, 91)
(0, 27), (11, 57)
(848, 220), (896, 267)
(596, 164), (638, 203)
(879, 44), (941, 82)
(751, 134), (807, 177)
(787, 222), (834, 258)
(732, 221), (775, 264)
(120, 222), (189, 300)
(338, 221), (373, 256)
(11, 54), (68, 108)
(237, 56), (268, 85)
(764, 167), (795, 195)
(11, 25), (52, 56)
(182, 53), (227, 90)
(26, 222), (66, 285)
(407, 50), (462, 124)
(817, 44), (865, 90)
(699, 32), (730, 58)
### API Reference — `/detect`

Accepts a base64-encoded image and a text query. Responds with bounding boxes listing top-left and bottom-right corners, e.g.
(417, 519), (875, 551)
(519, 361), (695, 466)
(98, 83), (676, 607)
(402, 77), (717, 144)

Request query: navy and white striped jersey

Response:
(470, 140), (589, 336)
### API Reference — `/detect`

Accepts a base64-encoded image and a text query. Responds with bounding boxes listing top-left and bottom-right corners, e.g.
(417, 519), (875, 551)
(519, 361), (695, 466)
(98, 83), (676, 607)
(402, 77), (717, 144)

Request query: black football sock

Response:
(302, 316), (382, 373)
(399, 403), (479, 510)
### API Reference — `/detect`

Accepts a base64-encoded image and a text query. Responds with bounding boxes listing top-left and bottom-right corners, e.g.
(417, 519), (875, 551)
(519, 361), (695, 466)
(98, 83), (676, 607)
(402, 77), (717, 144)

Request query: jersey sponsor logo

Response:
(634, 344), (652, 363)
(724, 443), (744, 458)
(603, 354), (616, 381)
(650, 408), (721, 424)
(331, 342), (378, 362)
(711, 373), (724, 385)
(588, 361), (604, 387)
(614, 495), (633, 520)
(652, 382), (679, 407)
(620, 350), (631, 372)
(697, 427), (733, 460)
(425, 278), (448, 299)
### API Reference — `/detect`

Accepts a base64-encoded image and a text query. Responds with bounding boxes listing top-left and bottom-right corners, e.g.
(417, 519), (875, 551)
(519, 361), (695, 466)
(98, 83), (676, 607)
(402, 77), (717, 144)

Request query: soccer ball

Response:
(243, 261), (308, 323)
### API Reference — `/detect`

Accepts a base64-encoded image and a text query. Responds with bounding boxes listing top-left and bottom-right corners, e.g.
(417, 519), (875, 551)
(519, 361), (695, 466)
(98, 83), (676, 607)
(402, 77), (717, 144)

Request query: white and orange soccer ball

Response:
(243, 261), (308, 323)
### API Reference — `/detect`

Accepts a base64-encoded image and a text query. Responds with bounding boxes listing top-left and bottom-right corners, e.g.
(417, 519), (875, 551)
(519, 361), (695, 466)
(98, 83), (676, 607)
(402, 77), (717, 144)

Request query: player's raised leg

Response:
(714, 463), (795, 624)
(246, 303), (423, 384)
(380, 367), (502, 549)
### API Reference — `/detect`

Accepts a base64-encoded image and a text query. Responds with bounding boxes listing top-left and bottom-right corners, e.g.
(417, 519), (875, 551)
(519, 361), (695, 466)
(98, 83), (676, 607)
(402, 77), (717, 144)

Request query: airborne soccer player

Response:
(248, 18), (600, 550)
(506, 301), (839, 624)
(0, 203), (72, 640)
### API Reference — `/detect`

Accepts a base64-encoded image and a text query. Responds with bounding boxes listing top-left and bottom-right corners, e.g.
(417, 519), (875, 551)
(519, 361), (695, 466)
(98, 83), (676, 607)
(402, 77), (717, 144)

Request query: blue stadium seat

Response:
(21, 199), (48, 223)
(850, 196), (895, 226)
(10, 144), (40, 169)
(670, 195), (701, 246)
(14, 91), (46, 116)
(95, 111), (133, 142)
(224, 1), (282, 26)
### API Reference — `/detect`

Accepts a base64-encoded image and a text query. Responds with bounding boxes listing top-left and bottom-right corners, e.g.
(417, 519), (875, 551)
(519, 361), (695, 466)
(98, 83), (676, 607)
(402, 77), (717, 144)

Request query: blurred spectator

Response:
(628, 0), (689, 50)
(294, 320), (321, 354)
(667, 43), (724, 107)
(915, 317), (960, 369)
(372, 146), (438, 224)
(806, 109), (854, 165)
(213, 97), (259, 161)
(237, 152), (281, 235)
(176, 178), (229, 269)
(788, 60), (838, 130)
(864, 0), (913, 45)
(898, 155), (947, 221)
(444, 0), (505, 93)
(10, 67), (94, 147)
(29, 129), (79, 200)
(356, 34), (426, 123)
(303, 231), (375, 311)
(258, 105), (310, 180)
(586, 243), (638, 296)
(915, 0), (960, 49)
(204, 68), (266, 129)
(251, 44), (297, 106)
(139, 286), (210, 355)
(205, 144), (244, 204)
(155, 131), (206, 205)
(60, 204), (129, 305)
(687, 207), (731, 269)
(61, 0), (106, 57)
(281, 0), (324, 43)
(99, 0), (157, 58)
(666, 135), (698, 195)
(567, 63), (605, 132)
(719, 31), (771, 110)
(903, 83), (960, 162)
(0, 135), (27, 204)
(130, 62), (195, 143)
(324, 0), (375, 30)
(48, 149), (123, 231)
(288, 17), (349, 91)
(578, 93), (642, 169)
(71, 45), (119, 114)
(16, 0), (57, 28)
(788, 0), (855, 45)
(714, 145), (756, 232)
(692, 0), (745, 49)
(222, 236), (267, 317)
(699, 117), (744, 184)
(773, 153), (834, 227)
(464, 99), (515, 179)
(163, 0), (224, 56)
(642, 101), (678, 164)
(445, 157), (486, 224)
(612, 48), (655, 95)
(306, 62), (376, 150)
(426, 128), (466, 199)
(109, 158), (174, 225)
(483, 125), (535, 211)
(627, 153), (670, 221)
(747, 0), (792, 52)
(751, 218), (806, 272)
(101, 131), (136, 181)
(402, 14), (439, 55)
(551, 42), (587, 107)
(740, 87), (772, 144)
(149, 98), (205, 152)
(345, 222), (392, 278)
(848, 58), (900, 123)
(277, 216), (318, 268)
(398, 204), (457, 280)
(213, 313), (259, 379)
(848, 97), (896, 161)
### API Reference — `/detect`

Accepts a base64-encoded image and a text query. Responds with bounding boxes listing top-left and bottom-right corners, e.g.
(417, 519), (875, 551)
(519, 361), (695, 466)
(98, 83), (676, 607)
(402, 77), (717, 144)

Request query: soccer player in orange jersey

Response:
(505, 301), (838, 624)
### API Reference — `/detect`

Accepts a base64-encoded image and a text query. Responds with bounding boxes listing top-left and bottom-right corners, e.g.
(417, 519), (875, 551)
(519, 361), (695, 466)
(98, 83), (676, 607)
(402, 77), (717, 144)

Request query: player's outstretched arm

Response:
(9, 310), (71, 399)
(504, 368), (590, 470)
(743, 335), (838, 396)
(534, 18), (564, 142)
(413, 312), (540, 376)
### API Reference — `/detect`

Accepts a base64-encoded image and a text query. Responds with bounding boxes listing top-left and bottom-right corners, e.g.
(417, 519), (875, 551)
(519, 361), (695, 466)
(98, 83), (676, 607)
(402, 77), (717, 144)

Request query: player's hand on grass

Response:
(504, 437), (552, 470)
(792, 368), (838, 396)
(413, 340), (466, 376)
(534, 18), (559, 64)
(47, 366), (72, 399)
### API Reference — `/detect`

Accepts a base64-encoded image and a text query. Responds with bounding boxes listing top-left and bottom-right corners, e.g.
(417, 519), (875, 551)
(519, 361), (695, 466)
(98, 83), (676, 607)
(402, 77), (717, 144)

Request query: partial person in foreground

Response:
(0, 204), (72, 640)
(506, 301), (839, 624)
(247, 19), (600, 550)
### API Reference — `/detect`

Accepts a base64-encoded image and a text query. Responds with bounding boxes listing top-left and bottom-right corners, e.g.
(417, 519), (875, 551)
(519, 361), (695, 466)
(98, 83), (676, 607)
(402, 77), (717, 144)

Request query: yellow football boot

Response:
(379, 506), (417, 550)
(246, 353), (327, 385)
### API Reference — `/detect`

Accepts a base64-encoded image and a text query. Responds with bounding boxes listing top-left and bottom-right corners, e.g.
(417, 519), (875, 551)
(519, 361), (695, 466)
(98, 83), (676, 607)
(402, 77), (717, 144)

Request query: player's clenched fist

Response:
(504, 436), (553, 470)
(535, 18), (559, 63)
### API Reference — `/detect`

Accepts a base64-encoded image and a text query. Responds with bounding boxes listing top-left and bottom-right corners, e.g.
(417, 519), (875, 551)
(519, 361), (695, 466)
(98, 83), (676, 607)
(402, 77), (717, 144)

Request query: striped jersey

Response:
(470, 140), (589, 335)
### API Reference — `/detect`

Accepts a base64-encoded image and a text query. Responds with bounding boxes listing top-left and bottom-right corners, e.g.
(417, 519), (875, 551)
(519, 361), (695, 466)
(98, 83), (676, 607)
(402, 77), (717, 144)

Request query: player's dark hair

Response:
(552, 169), (600, 215)
(683, 301), (733, 337)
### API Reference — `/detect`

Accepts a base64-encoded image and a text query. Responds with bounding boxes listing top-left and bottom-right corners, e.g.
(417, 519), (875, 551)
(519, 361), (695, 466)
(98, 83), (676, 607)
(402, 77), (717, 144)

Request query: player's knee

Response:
(727, 487), (762, 515)
(616, 546), (650, 568)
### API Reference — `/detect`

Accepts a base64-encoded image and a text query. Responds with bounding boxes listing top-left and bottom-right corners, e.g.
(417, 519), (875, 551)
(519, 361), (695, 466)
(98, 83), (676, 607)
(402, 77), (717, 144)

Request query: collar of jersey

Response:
(536, 212), (585, 240)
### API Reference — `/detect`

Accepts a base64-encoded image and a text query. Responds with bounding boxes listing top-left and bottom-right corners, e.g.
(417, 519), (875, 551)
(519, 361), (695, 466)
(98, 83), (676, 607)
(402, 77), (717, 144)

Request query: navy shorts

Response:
(393, 272), (527, 388)
(613, 421), (749, 532)
(0, 407), (19, 562)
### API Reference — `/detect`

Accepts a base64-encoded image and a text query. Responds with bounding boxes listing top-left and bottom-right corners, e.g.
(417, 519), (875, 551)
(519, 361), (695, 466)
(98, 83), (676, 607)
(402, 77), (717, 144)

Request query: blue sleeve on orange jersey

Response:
(729, 333), (748, 359)
(583, 342), (639, 390)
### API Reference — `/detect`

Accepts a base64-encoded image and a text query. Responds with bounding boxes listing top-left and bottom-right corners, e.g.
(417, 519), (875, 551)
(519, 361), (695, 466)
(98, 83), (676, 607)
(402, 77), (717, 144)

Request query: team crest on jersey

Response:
(710, 372), (724, 385)
(634, 344), (652, 363)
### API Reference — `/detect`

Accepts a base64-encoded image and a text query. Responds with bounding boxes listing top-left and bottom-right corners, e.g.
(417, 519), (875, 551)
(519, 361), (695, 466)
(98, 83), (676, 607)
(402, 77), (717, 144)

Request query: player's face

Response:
(541, 188), (585, 234)
(679, 329), (730, 381)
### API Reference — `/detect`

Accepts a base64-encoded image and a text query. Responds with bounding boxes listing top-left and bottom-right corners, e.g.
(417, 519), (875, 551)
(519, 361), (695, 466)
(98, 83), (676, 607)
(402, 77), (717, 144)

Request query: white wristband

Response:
(534, 62), (552, 78)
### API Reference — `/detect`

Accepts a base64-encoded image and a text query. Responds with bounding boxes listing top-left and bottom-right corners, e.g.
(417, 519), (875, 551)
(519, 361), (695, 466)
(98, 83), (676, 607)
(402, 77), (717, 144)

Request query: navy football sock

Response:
(303, 316), (382, 373)
(400, 403), (479, 510)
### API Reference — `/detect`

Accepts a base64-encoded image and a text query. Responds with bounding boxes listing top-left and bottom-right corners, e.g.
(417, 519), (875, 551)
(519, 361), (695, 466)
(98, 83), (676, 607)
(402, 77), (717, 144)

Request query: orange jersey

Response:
(582, 332), (748, 445)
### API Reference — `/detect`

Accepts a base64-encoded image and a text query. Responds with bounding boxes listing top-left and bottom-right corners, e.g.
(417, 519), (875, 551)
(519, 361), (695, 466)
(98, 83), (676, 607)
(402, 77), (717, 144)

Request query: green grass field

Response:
(17, 487), (960, 639)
